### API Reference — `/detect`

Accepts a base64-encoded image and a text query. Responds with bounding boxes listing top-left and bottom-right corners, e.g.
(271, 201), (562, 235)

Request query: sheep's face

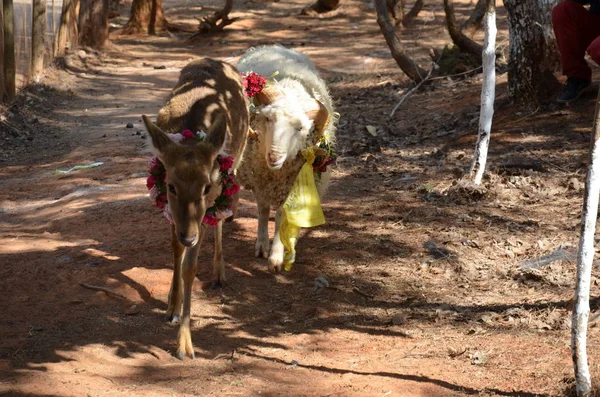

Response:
(143, 115), (227, 247)
(258, 105), (312, 170)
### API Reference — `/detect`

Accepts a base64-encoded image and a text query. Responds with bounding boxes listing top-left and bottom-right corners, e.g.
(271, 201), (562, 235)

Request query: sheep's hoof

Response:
(268, 258), (284, 273)
(255, 240), (269, 258)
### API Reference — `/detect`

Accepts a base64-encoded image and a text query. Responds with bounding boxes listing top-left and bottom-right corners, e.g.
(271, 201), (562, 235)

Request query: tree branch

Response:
(374, 0), (427, 82)
(444, 0), (483, 58)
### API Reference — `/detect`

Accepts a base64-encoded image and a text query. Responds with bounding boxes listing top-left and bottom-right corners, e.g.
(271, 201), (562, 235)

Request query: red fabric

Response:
(552, 0), (600, 80)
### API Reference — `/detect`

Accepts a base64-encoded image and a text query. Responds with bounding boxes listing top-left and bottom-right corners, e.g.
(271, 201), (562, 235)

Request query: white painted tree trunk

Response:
(572, 89), (600, 397)
(470, 0), (496, 184)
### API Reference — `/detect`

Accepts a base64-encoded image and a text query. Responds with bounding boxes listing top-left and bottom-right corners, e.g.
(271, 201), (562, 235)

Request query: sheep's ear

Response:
(143, 115), (174, 158)
(205, 114), (227, 154)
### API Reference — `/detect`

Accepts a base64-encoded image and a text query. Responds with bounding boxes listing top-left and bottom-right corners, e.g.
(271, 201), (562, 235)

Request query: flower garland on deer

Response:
(147, 129), (240, 226)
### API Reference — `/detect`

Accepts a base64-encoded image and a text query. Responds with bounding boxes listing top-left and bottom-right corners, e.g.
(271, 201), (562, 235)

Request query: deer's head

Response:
(143, 114), (227, 247)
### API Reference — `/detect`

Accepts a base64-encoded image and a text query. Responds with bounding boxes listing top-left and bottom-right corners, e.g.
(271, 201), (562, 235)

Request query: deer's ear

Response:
(205, 114), (227, 155)
(143, 115), (174, 159)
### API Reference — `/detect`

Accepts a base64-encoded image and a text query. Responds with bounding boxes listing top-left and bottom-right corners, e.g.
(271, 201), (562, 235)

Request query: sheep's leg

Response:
(211, 220), (226, 288)
(268, 207), (285, 273)
(255, 202), (270, 258)
(176, 224), (207, 360)
(167, 225), (184, 323)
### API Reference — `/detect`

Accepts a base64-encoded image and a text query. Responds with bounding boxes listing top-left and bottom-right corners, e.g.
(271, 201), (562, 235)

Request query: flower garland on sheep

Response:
(241, 72), (266, 98)
(147, 129), (240, 226)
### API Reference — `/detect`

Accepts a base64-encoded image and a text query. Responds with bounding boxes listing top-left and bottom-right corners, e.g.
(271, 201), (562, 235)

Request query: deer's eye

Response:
(203, 185), (211, 196)
(168, 184), (176, 195)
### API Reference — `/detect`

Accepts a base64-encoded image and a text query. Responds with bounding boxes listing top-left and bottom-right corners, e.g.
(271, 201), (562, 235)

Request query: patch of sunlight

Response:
(0, 233), (98, 254)
(1, 188), (146, 220)
(83, 248), (120, 261)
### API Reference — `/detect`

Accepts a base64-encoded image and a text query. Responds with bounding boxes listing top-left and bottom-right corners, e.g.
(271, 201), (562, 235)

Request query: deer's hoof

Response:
(210, 280), (224, 289)
(175, 349), (195, 360)
(166, 314), (181, 324)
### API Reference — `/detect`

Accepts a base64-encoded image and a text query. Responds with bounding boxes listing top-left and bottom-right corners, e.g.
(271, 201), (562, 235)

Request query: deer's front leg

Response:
(211, 220), (226, 288)
(255, 202), (270, 258)
(268, 207), (285, 273)
(176, 225), (206, 360)
(167, 226), (184, 323)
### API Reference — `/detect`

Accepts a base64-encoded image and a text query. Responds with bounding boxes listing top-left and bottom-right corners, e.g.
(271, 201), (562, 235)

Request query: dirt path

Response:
(2, 0), (600, 396)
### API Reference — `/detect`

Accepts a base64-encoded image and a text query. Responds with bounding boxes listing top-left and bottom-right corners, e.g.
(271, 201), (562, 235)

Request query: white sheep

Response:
(236, 45), (337, 272)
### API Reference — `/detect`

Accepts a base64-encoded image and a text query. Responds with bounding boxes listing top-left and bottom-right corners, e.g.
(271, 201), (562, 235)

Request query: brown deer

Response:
(142, 58), (248, 360)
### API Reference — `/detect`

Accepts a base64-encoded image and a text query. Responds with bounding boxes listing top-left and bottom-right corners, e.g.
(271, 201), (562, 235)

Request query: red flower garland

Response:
(242, 72), (266, 98)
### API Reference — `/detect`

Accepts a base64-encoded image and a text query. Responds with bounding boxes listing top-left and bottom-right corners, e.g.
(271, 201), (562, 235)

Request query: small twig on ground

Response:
(389, 67), (434, 118)
(518, 247), (576, 271)
(518, 145), (573, 174)
(428, 65), (482, 81)
(500, 107), (540, 127)
(353, 287), (374, 299)
(0, 119), (20, 136)
(80, 283), (128, 299)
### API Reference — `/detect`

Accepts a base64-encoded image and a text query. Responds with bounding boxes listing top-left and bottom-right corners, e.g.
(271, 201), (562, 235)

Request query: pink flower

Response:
(219, 156), (234, 171)
(149, 186), (159, 200)
(181, 130), (195, 139)
(167, 133), (184, 143)
(202, 214), (219, 226)
(163, 207), (173, 224)
(147, 175), (157, 189)
(223, 184), (240, 196)
(148, 157), (160, 168)
(215, 209), (233, 220)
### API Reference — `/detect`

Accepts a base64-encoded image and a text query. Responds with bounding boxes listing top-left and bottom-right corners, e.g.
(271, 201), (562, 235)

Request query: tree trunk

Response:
(402, 0), (423, 26)
(470, 0), (496, 184)
(31, 0), (47, 82)
(504, 0), (560, 105)
(301, 0), (340, 16)
(0, 4), (5, 102)
(374, 0), (427, 83)
(461, 0), (486, 36)
(54, 0), (79, 56)
(2, 0), (15, 101)
(78, 0), (108, 49)
(122, 0), (166, 35)
(444, 0), (483, 57)
(386, 0), (405, 26)
(572, 89), (600, 397)
(192, 0), (239, 35)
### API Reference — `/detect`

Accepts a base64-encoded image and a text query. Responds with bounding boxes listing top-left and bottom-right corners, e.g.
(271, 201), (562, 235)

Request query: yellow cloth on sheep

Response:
(280, 146), (325, 270)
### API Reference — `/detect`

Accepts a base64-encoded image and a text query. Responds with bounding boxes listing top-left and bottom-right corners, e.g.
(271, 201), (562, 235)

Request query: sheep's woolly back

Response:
(237, 45), (337, 145)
